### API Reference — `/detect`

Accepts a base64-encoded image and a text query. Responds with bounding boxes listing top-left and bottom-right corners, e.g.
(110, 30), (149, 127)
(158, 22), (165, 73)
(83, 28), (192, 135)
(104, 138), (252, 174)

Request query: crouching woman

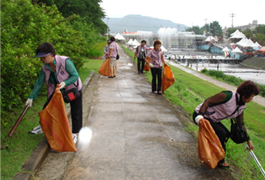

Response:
(193, 80), (260, 169)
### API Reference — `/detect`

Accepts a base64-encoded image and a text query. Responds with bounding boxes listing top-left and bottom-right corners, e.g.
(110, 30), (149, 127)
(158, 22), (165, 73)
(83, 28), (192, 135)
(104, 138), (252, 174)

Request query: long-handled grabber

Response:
(7, 105), (30, 137)
(247, 145), (265, 178)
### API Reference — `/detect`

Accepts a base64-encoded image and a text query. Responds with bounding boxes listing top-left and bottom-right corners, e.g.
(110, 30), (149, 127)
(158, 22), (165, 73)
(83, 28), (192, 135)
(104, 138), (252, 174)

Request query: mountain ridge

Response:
(103, 14), (189, 33)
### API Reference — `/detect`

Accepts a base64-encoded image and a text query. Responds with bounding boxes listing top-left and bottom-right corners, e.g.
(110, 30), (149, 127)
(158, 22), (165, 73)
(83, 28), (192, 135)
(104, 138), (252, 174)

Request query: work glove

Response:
(195, 115), (204, 125)
(149, 63), (154, 68)
(25, 98), (33, 107)
(59, 82), (66, 89)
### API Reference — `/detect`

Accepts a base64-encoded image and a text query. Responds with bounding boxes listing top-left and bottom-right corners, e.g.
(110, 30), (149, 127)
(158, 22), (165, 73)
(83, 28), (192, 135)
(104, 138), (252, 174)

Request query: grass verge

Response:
(1, 58), (102, 179)
(201, 69), (265, 97)
(122, 44), (265, 180)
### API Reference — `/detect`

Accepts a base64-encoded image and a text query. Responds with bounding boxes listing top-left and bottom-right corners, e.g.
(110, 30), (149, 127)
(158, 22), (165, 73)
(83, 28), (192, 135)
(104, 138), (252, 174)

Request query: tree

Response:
(33, 0), (107, 34)
(209, 21), (222, 37)
(186, 26), (200, 34)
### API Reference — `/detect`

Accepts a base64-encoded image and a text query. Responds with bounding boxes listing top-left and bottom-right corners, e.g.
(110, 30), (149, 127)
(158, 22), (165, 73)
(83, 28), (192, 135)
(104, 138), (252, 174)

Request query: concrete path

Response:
(60, 47), (234, 180)
(167, 60), (265, 107)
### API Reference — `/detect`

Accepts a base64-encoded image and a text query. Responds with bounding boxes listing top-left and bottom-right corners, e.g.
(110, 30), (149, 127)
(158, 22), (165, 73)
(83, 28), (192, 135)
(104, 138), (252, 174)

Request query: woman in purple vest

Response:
(108, 37), (119, 78)
(25, 42), (82, 144)
(134, 40), (148, 74)
(193, 80), (260, 169)
(145, 40), (167, 94)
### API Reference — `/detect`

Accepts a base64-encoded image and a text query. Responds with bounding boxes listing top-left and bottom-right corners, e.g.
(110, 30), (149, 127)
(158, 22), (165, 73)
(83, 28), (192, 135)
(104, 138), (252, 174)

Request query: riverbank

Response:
(241, 57), (265, 70)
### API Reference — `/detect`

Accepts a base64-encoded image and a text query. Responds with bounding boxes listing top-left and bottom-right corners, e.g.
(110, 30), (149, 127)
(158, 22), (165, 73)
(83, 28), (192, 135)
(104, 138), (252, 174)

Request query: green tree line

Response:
(1, 0), (106, 123)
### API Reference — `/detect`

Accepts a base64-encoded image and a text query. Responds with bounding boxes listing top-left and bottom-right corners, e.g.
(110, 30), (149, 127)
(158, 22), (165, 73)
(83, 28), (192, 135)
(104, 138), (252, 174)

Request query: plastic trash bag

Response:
(98, 58), (111, 76)
(39, 87), (77, 152)
(143, 57), (151, 71)
(198, 118), (225, 169)
(162, 64), (175, 93)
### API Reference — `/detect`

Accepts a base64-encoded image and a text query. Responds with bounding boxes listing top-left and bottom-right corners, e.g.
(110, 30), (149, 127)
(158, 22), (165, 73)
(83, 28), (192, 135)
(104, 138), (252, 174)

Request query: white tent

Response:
(231, 29), (240, 36)
(230, 29), (246, 39)
(161, 46), (167, 52)
(127, 39), (133, 45)
(241, 39), (255, 47)
(114, 33), (126, 41)
(205, 36), (218, 42)
(236, 38), (247, 46)
(231, 47), (243, 53)
(222, 47), (230, 52)
(131, 39), (140, 46)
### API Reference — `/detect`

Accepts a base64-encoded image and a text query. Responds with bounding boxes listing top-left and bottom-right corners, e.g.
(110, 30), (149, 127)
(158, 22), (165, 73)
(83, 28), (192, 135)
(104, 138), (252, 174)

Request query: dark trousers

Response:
(43, 90), (83, 134)
(137, 58), (145, 73)
(193, 111), (230, 163)
(151, 67), (162, 92)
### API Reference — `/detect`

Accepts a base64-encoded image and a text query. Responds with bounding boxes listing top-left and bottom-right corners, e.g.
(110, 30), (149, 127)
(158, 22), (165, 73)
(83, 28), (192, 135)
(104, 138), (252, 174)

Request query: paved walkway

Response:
(60, 47), (234, 179)
(167, 60), (265, 107)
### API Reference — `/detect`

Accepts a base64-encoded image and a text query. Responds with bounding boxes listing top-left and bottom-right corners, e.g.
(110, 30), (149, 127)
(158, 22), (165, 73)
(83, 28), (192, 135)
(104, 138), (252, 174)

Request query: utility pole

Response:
(230, 13), (236, 28)
(106, 17), (110, 40)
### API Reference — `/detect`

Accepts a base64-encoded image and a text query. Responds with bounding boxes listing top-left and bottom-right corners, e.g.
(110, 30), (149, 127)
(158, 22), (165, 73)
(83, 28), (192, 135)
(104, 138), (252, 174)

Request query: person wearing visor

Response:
(25, 42), (82, 144)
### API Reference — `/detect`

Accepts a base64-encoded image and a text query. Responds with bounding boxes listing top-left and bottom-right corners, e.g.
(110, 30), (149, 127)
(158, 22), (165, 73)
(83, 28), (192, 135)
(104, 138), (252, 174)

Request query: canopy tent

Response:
(236, 38), (248, 46)
(131, 39), (140, 46)
(257, 47), (265, 52)
(231, 47), (243, 54)
(230, 29), (246, 39)
(253, 42), (262, 50)
(114, 33), (126, 41)
(222, 47), (230, 52)
(230, 29), (240, 36)
(161, 46), (168, 52)
(241, 39), (255, 48)
(205, 36), (218, 42)
(127, 39), (133, 45)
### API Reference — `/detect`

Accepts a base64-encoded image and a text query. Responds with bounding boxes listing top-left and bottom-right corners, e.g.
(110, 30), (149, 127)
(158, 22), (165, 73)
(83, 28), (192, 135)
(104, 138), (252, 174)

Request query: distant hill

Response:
(103, 14), (189, 34)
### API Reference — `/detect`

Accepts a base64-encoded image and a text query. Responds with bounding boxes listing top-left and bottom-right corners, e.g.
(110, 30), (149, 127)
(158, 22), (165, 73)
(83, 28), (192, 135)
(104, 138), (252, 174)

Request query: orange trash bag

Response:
(143, 57), (151, 71)
(198, 119), (225, 169)
(39, 87), (77, 152)
(98, 58), (111, 76)
(162, 64), (175, 93)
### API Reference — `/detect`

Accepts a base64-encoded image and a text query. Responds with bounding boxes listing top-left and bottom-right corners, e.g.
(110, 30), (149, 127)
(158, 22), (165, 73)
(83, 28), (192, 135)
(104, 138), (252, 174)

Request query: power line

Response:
(230, 13), (236, 28)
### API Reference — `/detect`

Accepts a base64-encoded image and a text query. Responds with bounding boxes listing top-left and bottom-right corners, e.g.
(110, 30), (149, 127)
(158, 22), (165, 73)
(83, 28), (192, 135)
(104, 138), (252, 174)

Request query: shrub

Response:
(1, 0), (89, 114)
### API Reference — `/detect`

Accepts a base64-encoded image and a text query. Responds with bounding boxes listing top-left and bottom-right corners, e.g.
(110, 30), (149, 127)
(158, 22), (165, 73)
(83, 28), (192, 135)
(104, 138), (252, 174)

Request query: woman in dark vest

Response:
(25, 42), (82, 144)
(193, 80), (260, 169)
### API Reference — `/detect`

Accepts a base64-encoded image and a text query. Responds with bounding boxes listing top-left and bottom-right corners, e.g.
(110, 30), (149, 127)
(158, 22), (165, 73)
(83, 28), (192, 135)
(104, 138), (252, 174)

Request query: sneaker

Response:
(29, 125), (43, 134)
(72, 134), (78, 144)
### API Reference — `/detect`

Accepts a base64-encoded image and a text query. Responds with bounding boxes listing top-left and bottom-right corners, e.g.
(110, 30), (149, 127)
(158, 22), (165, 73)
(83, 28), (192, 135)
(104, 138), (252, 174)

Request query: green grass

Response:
(201, 69), (265, 97)
(78, 58), (104, 81)
(121, 44), (265, 180)
(1, 58), (103, 180)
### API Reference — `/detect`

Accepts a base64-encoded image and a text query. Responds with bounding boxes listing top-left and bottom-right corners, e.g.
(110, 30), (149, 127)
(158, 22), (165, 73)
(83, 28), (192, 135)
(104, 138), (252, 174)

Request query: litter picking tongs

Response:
(246, 145), (265, 178)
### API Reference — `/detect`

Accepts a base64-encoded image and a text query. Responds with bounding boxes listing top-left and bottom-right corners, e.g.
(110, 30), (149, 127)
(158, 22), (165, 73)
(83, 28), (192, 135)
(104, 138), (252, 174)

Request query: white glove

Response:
(59, 82), (66, 89)
(195, 115), (204, 125)
(149, 63), (154, 68)
(25, 98), (33, 107)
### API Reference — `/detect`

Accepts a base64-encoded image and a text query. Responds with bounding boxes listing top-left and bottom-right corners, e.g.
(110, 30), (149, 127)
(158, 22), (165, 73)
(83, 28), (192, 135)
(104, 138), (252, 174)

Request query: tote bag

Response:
(98, 58), (111, 76)
(161, 64), (175, 93)
(198, 118), (225, 169)
(39, 87), (76, 152)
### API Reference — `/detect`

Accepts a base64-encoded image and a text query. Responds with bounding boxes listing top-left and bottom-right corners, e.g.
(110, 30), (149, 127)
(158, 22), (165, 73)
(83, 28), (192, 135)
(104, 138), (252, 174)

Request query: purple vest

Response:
(104, 45), (109, 59)
(195, 92), (246, 123)
(42, 55), (82, 99)
(110, 41), (118, 58)
(136, 45), (148, 58)
(147, 49), (163, 68)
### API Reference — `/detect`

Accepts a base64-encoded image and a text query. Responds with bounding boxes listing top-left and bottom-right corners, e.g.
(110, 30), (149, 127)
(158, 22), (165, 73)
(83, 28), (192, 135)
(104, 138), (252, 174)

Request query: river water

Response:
(175, 61), (265, 85)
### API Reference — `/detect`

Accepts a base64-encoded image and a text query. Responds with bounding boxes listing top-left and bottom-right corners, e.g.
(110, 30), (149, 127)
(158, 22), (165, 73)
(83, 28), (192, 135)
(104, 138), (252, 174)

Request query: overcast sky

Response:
(100, 0), (265, 29)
